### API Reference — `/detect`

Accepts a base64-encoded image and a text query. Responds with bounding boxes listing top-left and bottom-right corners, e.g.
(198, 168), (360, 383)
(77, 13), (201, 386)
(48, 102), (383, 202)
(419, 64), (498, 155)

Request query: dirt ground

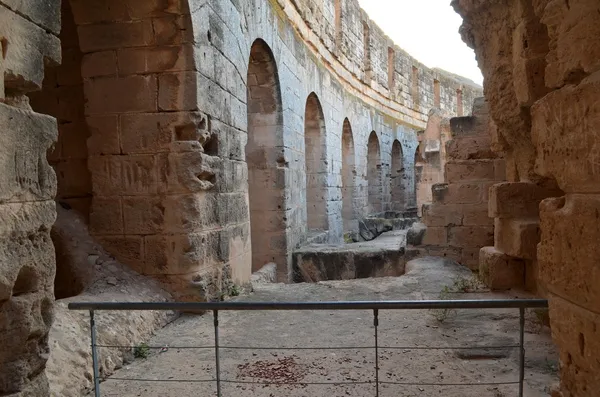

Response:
(89, 257), (559, 397)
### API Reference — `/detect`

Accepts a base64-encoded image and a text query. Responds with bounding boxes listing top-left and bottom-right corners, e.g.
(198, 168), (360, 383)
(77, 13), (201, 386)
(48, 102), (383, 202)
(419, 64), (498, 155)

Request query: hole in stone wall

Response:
(12, 266), (39, 297)
(0, 37), (8, 59)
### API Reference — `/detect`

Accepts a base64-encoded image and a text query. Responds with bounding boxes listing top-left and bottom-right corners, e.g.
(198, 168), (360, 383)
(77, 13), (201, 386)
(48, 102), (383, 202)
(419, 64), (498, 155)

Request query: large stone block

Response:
(531, 71), (600, 193)
(494, 218), (540, 260)
(118, 44), (195, 75)
(541, 0), (600, 88)
(422, 226), (447, 246)
(96, 235), (145, 273)
(442, 182), (483, 204)
(448, 226), (493, 247)
(158, 72), (198, 111)
(0, 8), (60, 92)
(548, 294), (600, 397)
(488, 181), (562, 219)
(462, 203), (493, 226)
(84, 75), (158, 115)
(88, 154), (158, 196)
(444, 160), (495, 183)
(0, 104), (57, 204)
(1, 0), (61, 34)
(421, 203), (463, 227)
(538, 194), (600, 313)
(445, 135), (495, 160)
(479, 246), (525, 291)
(77, 20), (154, 52)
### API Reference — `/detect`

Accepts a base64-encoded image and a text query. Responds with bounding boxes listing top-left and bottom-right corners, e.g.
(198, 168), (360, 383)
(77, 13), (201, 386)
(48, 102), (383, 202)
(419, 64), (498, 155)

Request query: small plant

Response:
(134, 343), (150, 359)
(228, 284), (241, 297)
(451, 275), (483, 293)
(430, 285), (457, 323)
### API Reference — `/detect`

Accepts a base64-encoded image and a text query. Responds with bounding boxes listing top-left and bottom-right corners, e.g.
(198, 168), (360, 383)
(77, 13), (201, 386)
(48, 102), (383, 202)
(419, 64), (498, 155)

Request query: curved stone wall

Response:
(0, 0), (480, 393)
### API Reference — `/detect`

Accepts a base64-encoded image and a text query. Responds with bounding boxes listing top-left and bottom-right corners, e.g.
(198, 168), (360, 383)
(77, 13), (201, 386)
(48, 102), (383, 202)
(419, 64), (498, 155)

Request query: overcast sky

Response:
(357, 0), (483, 85)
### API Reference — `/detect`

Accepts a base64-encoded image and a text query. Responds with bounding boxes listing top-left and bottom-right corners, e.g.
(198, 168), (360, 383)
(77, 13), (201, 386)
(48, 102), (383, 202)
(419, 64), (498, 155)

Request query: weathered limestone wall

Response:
(453, 0), (600, 395)
(415, 109), (453, 215)
(415, 98), (505, 270)
(0, 1), (61, 395)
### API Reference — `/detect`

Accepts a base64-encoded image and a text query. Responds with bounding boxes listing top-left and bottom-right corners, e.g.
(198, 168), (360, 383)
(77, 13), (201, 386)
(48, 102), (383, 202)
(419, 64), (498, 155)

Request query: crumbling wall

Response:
(415, 109), (453, 214)
(412, 98), (505, 270)
(0, 1), (61, 395)
(453, 0), (600, 395)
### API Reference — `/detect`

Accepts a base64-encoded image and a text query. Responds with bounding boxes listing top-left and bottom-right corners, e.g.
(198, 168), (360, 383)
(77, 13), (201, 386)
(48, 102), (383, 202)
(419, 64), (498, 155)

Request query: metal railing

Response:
(69, 299), (548, 397)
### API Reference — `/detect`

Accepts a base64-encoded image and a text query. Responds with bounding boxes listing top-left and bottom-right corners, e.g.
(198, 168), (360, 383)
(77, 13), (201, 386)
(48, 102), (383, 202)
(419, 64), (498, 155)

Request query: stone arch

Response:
(304, 93), (328, 231)
(341, 118), (356, 231)
(246, 39), (286, 275)
(367, 131), (382, 214)
(29, 0), (202, 298)
(390, 139), (405, 211)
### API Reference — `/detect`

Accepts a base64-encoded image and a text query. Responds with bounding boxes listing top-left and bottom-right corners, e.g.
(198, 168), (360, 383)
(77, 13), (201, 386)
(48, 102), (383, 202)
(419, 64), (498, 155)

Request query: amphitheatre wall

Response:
(0, 0), (481, 394)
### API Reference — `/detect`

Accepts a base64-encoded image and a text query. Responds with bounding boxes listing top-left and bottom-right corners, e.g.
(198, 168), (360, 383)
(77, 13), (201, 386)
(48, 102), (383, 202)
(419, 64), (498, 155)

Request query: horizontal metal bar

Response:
(378, 381), (520, 386)
(68, 299), (548, 312)
(93, 344), (519, 351)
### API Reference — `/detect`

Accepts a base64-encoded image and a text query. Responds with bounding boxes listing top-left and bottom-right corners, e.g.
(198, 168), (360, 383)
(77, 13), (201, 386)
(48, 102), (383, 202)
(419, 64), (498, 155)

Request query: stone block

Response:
(152, 15), (193, 45)
(445, 135), (495, 160)
(479, 246), (525, 291)
(0, 9), (61, 91)
(494, 218), (540, 260)
(462, 203), (493, 226)
(144, 231), (221, 276)
(86, 115), (120, 155)
(96, 236), (145, 273)
(77, 20), (154, 52)
(548, 294), (600, 397)
(118, 44), (195, 75)
(158, 72), (198, 111)
(445, 160), (495, 183)
(422, 203), (463, 227)
(460, 247), (480, 271)
(448, 226), (493, 248)
(81, 51), (117, 78)
(0, 104), (57, 204)
(69, 0), (185, 24)
(89, 197), (123, 235)
(1, 0), (61, 34)
(541, 0), (600, 88)
(84, 75), (158, 115)
(488, 182), (562, 219)
(163, 193), (219, 234)
(443, 182), (483, 204)
(89, 154), (158, 196)
(422, 227), (447, 246)
(531, 71), (600, 193)
(538, 194), (600, 313)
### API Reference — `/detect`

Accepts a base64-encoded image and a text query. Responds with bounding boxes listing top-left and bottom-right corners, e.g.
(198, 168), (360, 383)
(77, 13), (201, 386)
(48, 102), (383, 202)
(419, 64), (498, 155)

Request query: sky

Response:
(356, 0), (483, 85)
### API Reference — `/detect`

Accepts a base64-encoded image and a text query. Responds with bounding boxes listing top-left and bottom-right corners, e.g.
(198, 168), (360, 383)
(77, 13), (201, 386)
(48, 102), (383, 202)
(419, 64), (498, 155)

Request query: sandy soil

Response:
(89, 257), (558, 397)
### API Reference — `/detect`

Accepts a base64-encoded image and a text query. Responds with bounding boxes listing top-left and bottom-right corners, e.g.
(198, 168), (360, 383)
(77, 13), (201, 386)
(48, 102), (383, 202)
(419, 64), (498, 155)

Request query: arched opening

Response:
(28, 0), (199, 298)
(304, 93), (328, 231)
(390, 140), (405, 211)
(414, 146), (424, 214)
(246, 39), (286, 275)
(367, 131), (382, 214)
(341, 119), (356, 231)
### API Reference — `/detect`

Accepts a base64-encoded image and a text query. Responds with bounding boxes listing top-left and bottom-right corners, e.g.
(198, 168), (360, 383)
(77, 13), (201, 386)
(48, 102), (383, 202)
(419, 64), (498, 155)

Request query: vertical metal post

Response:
(373, 309), (379, 397)
(519, 307), (525, 397)
(90, 310), (101, 397)
(213, 310), (221, 397)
